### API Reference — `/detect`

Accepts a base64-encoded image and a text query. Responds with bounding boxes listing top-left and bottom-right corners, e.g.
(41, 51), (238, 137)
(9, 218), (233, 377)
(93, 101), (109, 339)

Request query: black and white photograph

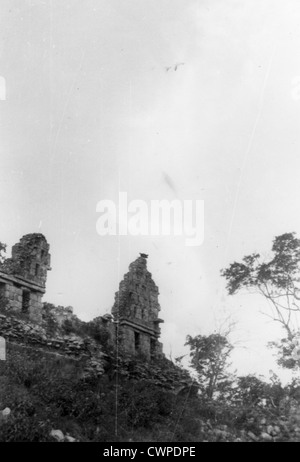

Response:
(1, 0), (300, 445)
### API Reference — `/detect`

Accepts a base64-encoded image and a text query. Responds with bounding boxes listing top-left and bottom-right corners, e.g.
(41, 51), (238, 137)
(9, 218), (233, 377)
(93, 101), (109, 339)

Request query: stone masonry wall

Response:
(0, 280), (43, 323)
(0, 233), (51, 323)
(0, 313), (108, 379)
(0, 314), (88, 356)
(111, 254), (164, 360)
(0, 236), (197, 393)
(9, 233), (51, 287)
(112, 255), (161, 325)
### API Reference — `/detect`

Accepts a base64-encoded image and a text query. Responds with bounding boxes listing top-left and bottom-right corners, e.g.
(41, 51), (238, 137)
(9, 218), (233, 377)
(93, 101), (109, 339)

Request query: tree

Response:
(185, 333), (233, 399)
(221, 233), (300, 340)
(232, 374), (281, 407)
(234, 375), (267, 406)
(0, 241), (6, 264)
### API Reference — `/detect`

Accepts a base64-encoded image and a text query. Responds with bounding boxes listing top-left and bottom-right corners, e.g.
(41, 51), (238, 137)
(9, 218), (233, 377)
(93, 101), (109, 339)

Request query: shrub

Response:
(0, 415), (52, 442)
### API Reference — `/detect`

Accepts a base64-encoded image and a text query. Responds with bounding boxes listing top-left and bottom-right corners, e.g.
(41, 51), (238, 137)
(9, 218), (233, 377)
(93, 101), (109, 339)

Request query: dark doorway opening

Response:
(22, 290), (30, 313)
(134, 332), (140, 352)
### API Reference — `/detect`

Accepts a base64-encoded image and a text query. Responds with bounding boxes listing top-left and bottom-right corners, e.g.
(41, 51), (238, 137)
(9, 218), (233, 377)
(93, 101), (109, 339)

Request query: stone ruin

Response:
(0, 234), (51, 323)
(0, 234), (199, 395)
(0, 234), (164, 362)
(111, 253), (164, 360)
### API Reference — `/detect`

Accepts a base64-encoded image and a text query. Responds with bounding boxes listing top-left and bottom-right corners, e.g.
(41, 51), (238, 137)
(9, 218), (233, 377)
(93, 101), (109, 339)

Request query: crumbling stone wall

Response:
(107, 352), (198, 395)
(0, 235), (198, 393)
(0, 311), (197, 393)
(0, 234), (51, 323)
(112, 254), (164, 360)
(1, 284), (43, 320)
(0, 314), (89, 356)
(8, 233), (51, 286)
(0, 312), (108, 376)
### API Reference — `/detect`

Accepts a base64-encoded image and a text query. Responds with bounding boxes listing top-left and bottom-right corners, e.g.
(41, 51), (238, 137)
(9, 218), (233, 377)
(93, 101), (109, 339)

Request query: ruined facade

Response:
(0, 235), (197, 398)
(111, 253), (164, 360)
(0, 233), (164, 362)
(0, 234), (51, 323)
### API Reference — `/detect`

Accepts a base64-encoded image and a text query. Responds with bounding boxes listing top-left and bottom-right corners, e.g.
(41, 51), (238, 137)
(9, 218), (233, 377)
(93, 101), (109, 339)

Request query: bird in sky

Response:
(165, 62), (185, 72)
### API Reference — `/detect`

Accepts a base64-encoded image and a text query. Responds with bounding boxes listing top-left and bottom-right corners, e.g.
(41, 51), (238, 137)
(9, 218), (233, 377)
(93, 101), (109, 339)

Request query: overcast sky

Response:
(1, 0), (300, 381)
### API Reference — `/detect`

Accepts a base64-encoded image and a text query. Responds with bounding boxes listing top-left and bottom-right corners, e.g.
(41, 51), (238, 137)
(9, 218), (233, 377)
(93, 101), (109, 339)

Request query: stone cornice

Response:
(118, 318), (160, 337)
(0, 270), (45, 293)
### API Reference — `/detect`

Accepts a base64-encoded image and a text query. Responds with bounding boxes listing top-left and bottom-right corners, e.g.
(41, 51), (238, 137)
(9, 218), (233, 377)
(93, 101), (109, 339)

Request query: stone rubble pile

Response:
(0, 313), (89, 357)
(111, 354), (198, 394)
(49, 429), (77, 442)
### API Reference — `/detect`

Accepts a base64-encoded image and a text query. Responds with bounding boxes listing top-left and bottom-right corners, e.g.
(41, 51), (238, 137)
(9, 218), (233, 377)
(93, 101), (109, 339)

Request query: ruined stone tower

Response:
(0, 234), (51, 322)
(111, 254), (164, 360)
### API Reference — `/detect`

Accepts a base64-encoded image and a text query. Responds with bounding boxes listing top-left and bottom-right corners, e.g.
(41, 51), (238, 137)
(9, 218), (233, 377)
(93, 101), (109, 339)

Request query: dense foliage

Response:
(0, 340), (300, 442)
(185, 333), (233, 399)
(0, 343), (206, 442)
